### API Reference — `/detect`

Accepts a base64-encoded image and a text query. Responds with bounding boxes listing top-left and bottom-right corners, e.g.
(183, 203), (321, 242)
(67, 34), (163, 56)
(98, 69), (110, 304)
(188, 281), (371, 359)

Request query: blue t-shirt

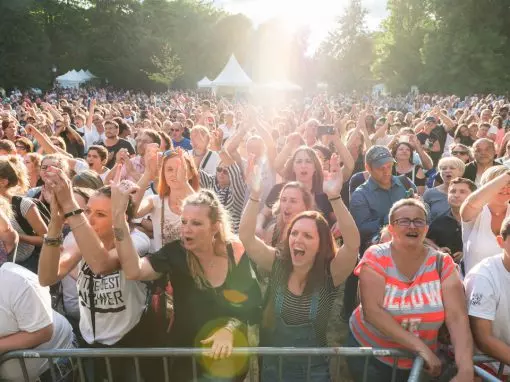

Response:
(172, 138), (192, 150)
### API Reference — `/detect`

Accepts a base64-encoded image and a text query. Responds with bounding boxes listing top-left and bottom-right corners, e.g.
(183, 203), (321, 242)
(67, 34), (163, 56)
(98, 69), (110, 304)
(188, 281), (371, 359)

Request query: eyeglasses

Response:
(216, 167), (229, 175)
(15, 145), (27, 151)
(452, 151), (469, 155)
(391, 218), (426, 228)
(170, 128), (181, 132)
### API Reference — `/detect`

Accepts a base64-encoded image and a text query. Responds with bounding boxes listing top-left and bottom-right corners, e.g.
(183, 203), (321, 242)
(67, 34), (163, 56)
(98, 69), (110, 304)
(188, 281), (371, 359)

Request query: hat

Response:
(425, 116), (437, 123)
(365, 145), (395, 168)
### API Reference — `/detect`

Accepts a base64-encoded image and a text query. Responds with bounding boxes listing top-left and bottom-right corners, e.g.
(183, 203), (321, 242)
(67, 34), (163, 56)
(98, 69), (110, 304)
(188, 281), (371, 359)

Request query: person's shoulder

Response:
(468, 254), (503, 277)
(0, 262), (37, 285)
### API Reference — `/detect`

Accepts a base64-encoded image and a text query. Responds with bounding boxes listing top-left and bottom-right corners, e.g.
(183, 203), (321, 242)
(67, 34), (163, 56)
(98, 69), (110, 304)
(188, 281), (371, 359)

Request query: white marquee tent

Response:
(211, 55), (252, 90)
(56, 69), (97, 88)
(197, 76), (213, 89)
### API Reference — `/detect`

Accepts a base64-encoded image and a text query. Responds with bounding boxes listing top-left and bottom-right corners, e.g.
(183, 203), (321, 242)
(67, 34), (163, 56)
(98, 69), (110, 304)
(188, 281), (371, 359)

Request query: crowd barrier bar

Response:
(473, 355), (508, 382)
(0, 347), (425, 382)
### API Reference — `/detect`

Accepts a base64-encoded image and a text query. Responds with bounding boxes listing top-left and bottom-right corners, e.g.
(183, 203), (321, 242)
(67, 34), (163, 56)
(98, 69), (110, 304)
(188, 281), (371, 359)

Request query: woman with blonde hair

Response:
(423, 157), (466, 221)
(189, 125), (221, 175)
(111, 185), (262, 381)
(24, 152), (43, 188)
(0, 156), (48, 271)
(461, 165), (510, 274)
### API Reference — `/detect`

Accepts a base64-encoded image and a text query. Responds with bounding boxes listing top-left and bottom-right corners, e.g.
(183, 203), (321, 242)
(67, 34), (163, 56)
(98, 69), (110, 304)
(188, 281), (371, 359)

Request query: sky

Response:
(213, 0), (388, 53)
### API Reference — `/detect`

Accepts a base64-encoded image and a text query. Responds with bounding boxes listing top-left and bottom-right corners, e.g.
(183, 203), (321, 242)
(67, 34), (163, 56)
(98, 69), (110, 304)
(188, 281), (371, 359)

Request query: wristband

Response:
(249, 197), (261, 203)
(64, 208), (84, 219)
(43, 234), (63, 247)
(328, 195), (341, 202)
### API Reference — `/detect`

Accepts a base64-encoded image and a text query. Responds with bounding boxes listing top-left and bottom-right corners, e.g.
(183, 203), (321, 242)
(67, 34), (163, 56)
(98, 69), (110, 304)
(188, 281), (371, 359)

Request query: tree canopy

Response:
(2, 0), (510, 95)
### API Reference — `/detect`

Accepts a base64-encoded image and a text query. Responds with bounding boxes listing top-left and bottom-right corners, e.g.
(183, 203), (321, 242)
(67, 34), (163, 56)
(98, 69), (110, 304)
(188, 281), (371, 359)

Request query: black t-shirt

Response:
(426, 212), (463, 254)
(101, 138), (135, 168)
(147, 240), (262, 348)
(417, 125), (447, 166)
(265, 183), (334, 226)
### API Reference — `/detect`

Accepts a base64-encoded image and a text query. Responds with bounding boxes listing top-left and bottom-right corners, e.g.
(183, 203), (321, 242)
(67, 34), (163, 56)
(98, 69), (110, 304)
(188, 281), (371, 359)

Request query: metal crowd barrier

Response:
(0, 346), (425, 382)
(473, 355), (508, 382)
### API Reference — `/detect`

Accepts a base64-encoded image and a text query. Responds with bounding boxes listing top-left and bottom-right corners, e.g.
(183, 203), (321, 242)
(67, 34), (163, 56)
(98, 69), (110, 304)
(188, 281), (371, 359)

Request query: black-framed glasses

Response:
(452, 151), (469, 155)
(391, 218), (426, 228)
(216, 167), (228, 175)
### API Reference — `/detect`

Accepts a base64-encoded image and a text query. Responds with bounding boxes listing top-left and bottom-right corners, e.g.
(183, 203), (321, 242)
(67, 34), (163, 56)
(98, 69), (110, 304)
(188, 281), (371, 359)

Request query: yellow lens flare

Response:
(195, 318), (250, 378)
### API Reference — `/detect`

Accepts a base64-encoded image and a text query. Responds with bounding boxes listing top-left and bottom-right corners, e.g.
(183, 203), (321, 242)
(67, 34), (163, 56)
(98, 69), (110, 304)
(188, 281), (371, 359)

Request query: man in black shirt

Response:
(427, 177), (476, 267)
(416, 107), (456, 166)
(99, 120), (135, 168)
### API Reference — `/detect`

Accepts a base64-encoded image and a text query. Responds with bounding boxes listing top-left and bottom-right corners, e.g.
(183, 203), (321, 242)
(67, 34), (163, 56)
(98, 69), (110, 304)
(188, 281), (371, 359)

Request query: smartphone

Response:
(318, 125), (335, 136)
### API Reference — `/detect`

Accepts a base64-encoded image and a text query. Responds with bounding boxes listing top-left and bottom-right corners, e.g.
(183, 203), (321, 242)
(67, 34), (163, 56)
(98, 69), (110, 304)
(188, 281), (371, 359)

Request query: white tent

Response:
(211, 55), (252, 89)
(197, 76), (213, 89)
(56, 69), (97, 88)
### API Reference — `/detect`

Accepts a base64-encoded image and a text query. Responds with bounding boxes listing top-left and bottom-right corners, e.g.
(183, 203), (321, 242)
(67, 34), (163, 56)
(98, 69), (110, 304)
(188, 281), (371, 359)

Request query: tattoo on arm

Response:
(113, 228), (125, 241)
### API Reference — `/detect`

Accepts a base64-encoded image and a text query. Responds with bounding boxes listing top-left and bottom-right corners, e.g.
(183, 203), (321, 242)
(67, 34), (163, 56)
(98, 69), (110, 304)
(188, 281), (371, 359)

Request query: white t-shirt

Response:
(148, 195), (182, 252)
(0, 263), (74, 382)
(77, 229), (150, 345)
(462, 204), (510, 274)
(187, 150), (220, 176)
(464, 254), (510, 373)
(219, 123), (235, 140)
(81, 124), (105, 150)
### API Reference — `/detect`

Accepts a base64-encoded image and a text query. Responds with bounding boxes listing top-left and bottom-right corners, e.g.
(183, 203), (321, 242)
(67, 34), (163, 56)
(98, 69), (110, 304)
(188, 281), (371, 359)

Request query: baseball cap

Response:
(365, 145), (395, 168)
(425, 116), (437, 123)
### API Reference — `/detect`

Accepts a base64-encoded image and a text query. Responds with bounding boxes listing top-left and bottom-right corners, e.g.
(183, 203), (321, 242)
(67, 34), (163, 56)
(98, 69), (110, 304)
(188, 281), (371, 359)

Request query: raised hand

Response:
(48, 191), (65, 229)
(323, 153), (343, 198)
(111, 165), (139, 219)
(246, 155), (262, 198)
(45, 166), (76, 212)
(210, 129), (223, 151)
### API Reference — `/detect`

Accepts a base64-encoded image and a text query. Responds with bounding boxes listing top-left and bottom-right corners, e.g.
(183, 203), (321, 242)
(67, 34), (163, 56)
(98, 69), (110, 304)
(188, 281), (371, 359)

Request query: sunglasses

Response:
(170, 128), (181, 132)
(451, 151), (468, 155)
(163, 149), (175, 157)
(216, 167), (228, 175)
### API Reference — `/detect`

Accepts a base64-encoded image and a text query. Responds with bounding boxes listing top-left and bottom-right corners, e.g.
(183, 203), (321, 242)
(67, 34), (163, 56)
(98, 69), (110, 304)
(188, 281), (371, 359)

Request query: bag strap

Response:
(201, 150), (213, 170)
(12, 196), (36, 235)
(398, 175), (413, 192)
(436, 253), (444, 279)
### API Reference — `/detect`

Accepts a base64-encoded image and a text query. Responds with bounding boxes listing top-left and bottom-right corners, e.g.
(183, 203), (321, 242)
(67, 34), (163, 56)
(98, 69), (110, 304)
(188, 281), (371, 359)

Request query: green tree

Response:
(373, 0), (432, 94)
(145, 44), (183, 90)
(421, 0), (509, 95)
(317, 0), (374, 92)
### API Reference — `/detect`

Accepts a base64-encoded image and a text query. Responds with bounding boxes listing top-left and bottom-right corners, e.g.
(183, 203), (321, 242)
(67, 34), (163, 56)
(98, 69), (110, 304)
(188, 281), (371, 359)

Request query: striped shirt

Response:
(199, 162), (245, 233)
(349, 243), (455, 368)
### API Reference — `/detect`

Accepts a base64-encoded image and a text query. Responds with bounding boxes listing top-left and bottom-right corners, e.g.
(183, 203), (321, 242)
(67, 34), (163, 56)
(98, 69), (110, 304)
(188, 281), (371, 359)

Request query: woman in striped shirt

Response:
(240, 154), (360, 382)
(348, 198), (473, 382)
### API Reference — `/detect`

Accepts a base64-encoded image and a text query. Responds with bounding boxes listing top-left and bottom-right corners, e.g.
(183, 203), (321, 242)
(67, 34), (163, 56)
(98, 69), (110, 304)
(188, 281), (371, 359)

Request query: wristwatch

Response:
(43, 234), (64, 247)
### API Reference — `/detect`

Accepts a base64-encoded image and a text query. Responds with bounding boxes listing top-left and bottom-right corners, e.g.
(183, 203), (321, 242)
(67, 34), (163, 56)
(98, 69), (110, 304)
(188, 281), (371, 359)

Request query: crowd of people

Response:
(1, 88), (510, 382)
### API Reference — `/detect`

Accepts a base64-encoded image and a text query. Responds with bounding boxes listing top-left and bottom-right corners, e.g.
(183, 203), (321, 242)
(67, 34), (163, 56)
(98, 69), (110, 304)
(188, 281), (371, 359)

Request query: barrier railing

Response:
(473, 355), (508, 382)
(0, 347), (425, 382)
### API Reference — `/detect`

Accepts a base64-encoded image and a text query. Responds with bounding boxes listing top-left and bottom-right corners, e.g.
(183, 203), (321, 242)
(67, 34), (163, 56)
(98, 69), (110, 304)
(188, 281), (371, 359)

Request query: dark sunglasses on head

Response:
(452, 151), (468, 155)
(216, 167), (228, 175)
